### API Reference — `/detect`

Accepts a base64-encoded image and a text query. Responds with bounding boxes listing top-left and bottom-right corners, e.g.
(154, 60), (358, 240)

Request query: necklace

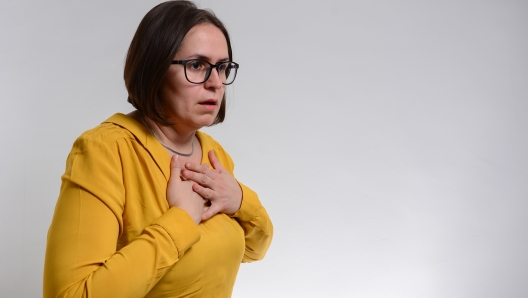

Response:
(138, 111), (194, 157)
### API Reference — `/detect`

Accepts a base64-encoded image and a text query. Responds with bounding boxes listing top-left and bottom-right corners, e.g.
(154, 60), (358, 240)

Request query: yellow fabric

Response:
(44, 113), (273, 298)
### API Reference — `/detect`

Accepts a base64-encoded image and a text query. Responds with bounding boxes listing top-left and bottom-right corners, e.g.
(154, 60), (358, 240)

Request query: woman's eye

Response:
(188, 61), (205, 71)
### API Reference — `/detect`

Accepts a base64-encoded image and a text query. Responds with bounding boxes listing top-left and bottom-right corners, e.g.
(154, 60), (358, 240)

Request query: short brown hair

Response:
(124, 0), (232, 126)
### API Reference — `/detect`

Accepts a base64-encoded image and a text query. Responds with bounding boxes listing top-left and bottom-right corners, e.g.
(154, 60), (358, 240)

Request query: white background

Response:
(1, 0), (527, 297)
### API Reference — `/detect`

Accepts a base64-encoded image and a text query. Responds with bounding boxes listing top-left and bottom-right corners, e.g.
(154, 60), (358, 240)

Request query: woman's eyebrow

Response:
(190, 54), (230, 62)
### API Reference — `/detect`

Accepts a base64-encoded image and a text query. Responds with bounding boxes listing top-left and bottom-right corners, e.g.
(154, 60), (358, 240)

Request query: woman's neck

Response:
(128, 110), (196, 153)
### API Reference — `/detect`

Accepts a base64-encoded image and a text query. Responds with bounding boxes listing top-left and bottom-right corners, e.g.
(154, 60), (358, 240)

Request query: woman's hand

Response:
(182, 150), (242, 221)
(167, 154), (206, 225)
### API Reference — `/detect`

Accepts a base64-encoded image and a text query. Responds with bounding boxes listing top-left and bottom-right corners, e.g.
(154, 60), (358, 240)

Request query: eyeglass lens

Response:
(184, 60), (237, 85)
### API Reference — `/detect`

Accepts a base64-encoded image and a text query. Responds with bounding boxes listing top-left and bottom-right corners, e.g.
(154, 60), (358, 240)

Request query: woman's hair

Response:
(124, 0), (232, 126)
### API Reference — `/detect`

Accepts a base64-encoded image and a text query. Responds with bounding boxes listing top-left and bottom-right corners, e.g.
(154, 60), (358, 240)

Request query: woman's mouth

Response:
(199, 99), (218, 111)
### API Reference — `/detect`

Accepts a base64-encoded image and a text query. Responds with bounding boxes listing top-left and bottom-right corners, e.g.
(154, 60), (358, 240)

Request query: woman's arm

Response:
(43, 135), (201, 298)
(230, 181), (274, 262)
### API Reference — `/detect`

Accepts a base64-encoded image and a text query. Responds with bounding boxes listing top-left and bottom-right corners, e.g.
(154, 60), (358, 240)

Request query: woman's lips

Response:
(199, 99), (217, 111)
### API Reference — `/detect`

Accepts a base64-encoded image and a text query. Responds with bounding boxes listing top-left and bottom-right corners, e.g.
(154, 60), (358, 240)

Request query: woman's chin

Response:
(193, 115), (217, 129)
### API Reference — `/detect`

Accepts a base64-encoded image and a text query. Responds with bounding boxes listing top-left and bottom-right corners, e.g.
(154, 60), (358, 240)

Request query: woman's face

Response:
(160, 23), (228, 131)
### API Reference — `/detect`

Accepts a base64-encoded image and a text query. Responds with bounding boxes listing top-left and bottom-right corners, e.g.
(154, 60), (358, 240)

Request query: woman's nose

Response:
(204, 68), (223, 89)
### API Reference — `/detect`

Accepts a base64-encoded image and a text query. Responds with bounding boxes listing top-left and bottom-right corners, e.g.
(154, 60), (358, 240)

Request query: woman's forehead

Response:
(177, 24), (229, 61)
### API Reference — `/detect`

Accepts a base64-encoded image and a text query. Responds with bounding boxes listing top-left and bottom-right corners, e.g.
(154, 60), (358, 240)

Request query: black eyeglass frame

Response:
(171, 59), (239, 85)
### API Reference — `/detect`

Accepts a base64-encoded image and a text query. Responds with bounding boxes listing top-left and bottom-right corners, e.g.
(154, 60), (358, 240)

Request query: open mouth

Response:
(200, 100), (216, 106)
(199, 99), (217, 110)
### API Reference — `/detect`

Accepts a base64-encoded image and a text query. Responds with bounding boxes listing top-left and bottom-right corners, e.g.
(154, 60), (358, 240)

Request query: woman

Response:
(43, 1), (273, 297)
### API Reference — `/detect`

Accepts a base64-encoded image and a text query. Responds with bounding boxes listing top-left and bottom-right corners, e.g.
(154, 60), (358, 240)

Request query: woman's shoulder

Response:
(72, 114), (136, 152)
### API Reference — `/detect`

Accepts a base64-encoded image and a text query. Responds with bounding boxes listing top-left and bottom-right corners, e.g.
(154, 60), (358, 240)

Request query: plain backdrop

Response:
(1, 0), (527, 297)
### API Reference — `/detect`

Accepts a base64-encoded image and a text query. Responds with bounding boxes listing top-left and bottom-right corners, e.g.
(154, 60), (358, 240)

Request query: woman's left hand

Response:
(182, 150), (242, 221)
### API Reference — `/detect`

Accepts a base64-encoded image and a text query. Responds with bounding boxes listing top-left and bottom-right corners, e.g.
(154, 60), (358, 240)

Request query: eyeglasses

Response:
(171, 59), (239, 85)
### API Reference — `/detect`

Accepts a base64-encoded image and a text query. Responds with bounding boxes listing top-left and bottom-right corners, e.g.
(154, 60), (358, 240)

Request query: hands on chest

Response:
(166, 150), (242, 225)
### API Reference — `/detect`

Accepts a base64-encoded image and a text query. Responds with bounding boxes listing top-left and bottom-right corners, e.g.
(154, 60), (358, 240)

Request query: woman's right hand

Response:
(166, 154), (205, 225)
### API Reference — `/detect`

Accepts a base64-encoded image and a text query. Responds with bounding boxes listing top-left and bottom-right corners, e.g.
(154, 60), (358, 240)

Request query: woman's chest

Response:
(116, 143), (245, 297)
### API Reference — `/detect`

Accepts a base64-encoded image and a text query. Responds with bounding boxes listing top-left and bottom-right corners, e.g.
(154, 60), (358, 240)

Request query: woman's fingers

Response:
(182, 169), (215, 188)
(183, 162), (218, 187)
(202, 204), (221, 221)
(208, 150), (224, 172)
(169, 155), (182, 183)
(182, 151), (241, 221)
(185, 162), (218, 177)
(193, 183), (220, 220)
(192, 183), (214, 199)
(170, 154), (180, 171)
